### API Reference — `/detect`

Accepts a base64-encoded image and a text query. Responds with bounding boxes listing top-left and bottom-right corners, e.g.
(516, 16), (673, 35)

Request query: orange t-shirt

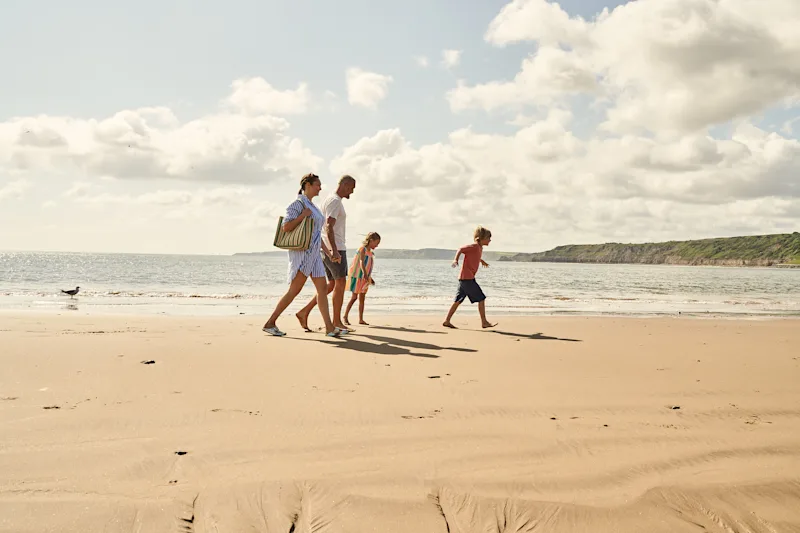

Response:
(458, 243), (482, 280)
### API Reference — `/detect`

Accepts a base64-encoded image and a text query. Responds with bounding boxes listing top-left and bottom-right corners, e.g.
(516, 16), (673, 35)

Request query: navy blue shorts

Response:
(455, 279), (486, 304)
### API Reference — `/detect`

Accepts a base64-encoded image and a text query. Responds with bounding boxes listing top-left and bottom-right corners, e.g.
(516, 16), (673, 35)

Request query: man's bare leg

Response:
(479, 300), (496, 328)
(332, 278), (347, 330)
(443, 300), (461, 329)
(296, 279), (335, 331)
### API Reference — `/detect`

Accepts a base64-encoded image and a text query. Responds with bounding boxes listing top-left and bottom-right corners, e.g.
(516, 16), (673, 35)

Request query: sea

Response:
(1, 251), (799, 318)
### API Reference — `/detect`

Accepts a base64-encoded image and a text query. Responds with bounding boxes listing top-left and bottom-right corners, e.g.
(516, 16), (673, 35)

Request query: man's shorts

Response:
(455, 279), (486, 304)
(322, 251), (348, 281)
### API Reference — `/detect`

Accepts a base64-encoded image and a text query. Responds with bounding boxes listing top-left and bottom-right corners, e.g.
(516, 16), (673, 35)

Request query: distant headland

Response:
(499, 232), (800, 267)
(234, 233), (800, 267)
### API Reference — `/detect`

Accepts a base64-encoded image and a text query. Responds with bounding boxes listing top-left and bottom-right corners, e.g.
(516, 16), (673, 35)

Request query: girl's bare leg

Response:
(311, 276), (337, 334)
(344, 293), (358, 325)
(264, 272), (307, 328)
(358, 293), (369, 325)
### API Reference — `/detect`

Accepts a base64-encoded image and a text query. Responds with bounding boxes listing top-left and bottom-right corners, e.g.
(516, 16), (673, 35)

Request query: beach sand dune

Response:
(1, 314), (799, 532)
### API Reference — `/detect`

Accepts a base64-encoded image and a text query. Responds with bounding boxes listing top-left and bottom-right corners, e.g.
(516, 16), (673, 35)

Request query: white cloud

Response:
(345, 68), (393, 109)
(329, 108), (800, 250)
(0, 179), (30, 201)
(42, 200), (57, 209)
(0, 80), (323, 185)
(64, 181), (92, 198)
(450, 0), (800, 134)
(415, 56), (430, 68)
(441, 49), (462, 69)
(5, 0), (800, 255)
(67, 185), (251, 207)
(225, 78), (310, 115)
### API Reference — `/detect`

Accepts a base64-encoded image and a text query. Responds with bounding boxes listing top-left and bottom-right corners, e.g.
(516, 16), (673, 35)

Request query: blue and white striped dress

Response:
(284, 194), (326, 284)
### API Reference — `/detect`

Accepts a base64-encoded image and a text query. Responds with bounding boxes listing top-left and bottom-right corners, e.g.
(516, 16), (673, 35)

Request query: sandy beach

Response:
(1, 313), (799, 532)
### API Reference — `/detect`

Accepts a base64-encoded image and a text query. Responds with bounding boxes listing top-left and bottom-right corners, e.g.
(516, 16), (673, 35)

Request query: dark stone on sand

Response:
(670, 405), (681, 410)
(43, 405), (60, 410)
(175, 451), (187, 456)
(428, 375), (440, 379)
(550, 417), (557, 420)
(140, 360), (155, 365)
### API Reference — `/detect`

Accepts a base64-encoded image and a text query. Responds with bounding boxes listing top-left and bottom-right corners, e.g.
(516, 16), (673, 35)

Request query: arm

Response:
(359, 249), (376, 285)
(324, 198), (342, 262)
(481, 259), (489, 268)
(325, 217), (339, 261)
(321, 240), (332, 259)
(451, 250), (463, 267)
(282, 201), (311, 233)
(358, 248), (369, 278)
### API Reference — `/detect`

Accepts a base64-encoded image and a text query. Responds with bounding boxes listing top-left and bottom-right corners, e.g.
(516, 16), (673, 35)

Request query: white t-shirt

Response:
(321, 194), (346, 251)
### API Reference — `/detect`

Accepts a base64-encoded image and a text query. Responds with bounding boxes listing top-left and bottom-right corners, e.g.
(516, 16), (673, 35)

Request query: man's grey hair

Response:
(338, 175), (356, 185)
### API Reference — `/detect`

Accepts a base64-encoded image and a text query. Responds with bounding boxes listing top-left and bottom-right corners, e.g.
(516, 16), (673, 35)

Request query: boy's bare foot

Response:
(295, 312), (311, 332)
(359, 320), (369, 326)
(482, 322), (497, 329)
(443, 321), (457, 329)
(343, 317), (351, 326)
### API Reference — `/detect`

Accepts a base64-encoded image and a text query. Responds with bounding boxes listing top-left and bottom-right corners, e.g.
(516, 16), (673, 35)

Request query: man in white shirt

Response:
(296, 175), (357, 333)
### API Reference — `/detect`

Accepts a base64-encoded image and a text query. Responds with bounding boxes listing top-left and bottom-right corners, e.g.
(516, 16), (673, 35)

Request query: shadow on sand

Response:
(359, 334), (477, 353)
(289, 332), (479, 359)
(368, 325), (447, 335)
(492, 330), (582, 342)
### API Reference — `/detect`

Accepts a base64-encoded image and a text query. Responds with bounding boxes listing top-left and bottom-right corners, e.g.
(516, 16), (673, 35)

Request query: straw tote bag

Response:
(273, 200), (313, 251)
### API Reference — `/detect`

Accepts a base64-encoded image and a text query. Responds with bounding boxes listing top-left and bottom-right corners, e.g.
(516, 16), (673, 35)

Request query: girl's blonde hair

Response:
(362, 231), (381, 247)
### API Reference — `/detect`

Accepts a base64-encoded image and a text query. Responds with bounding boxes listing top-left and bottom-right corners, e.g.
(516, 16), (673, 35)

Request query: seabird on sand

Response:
(61, 286), (80, 299)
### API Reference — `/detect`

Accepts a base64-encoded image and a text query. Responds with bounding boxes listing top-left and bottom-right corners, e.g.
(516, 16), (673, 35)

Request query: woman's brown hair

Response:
(298, 173), (320, 194)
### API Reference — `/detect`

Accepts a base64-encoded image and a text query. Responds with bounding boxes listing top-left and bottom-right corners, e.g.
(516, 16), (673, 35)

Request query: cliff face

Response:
(501, 233), (800, 267)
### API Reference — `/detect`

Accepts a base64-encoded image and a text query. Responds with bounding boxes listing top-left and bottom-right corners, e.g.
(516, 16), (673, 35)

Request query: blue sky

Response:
(0, 0), (798, 254)
(0, 0), (628, 159)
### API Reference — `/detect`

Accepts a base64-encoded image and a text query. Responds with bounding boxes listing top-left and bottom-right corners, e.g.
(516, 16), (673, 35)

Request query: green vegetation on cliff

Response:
(501, 233), (800, 267)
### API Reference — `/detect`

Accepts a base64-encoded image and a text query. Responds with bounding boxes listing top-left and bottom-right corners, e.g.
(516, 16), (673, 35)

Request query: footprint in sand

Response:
(210, 408), (261, 416)
(401, 409), (442, 420)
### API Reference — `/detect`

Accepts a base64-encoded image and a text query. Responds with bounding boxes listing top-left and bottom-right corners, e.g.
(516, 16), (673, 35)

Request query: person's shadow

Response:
(491, 331), (582, 342)
(336, 338), (440, 358)
(290, 332), (477, 359)
(360, 334), (477, 353)
(368, 325), (446, 335)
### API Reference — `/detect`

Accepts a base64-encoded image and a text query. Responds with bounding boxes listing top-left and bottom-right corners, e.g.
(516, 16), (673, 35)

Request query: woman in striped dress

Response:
(263, 174), (340, 337)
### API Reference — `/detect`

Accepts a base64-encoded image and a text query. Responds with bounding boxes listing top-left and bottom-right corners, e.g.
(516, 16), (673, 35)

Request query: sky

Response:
(1, 0), (799, 255)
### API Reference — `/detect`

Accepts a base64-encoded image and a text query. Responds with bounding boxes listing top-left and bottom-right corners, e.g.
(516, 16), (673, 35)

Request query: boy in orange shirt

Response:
(443, 226), (496, 329)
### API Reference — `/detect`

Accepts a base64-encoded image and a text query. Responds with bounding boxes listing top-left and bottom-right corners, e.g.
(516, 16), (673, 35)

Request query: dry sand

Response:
(1, 313), (799, 532)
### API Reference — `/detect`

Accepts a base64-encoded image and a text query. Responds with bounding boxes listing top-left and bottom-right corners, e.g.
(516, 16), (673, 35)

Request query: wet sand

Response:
(1, 313), (799, 532)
